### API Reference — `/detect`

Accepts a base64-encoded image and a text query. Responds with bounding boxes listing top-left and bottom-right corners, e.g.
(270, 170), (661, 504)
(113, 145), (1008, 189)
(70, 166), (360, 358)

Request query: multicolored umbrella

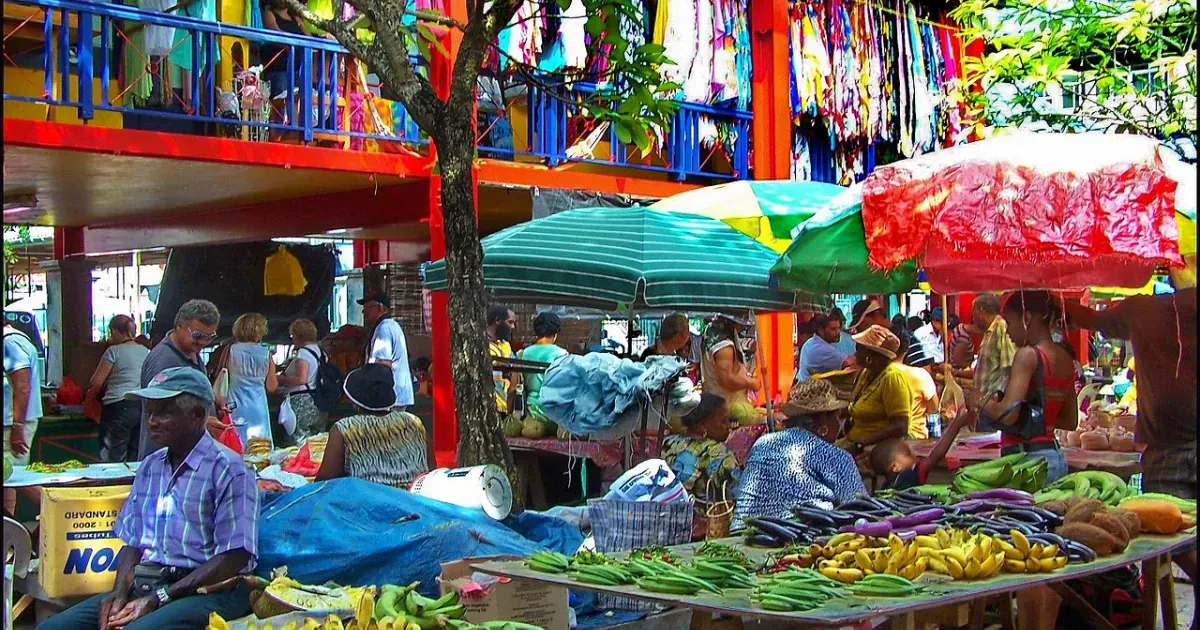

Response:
(422, 206), (830, 313)
(649, 180), (849, 253)
(860, 132), (1185, 293)
(769, 184), (919, 295)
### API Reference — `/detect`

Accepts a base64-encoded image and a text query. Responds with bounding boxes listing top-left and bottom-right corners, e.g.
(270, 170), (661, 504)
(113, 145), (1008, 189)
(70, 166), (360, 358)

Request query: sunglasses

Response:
(187, 326), (218, 343)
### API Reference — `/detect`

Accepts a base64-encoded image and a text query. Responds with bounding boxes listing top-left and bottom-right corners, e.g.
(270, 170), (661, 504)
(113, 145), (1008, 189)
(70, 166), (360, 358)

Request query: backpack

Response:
(302, 347), (344, 413)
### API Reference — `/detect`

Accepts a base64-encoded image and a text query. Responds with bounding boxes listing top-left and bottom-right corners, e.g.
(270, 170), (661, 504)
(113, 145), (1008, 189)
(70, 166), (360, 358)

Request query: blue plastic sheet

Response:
(539, 354), (686, 435)
(256, 478), (583, 596)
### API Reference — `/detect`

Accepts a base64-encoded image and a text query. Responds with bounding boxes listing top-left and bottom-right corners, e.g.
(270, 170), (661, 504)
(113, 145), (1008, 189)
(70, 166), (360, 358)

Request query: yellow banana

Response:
(208, 613), (232, 630)
(906, 543), (920, 566)
(936, 529), (951, 549)
(1039, 557), (1059, 572)
(979, 537), (993, 558)
(888, 535), (904, 555)
(1025, 558), (1041, 573)
(995, 538), (1017, 554)
(946, 557), (965, 580)
(377, 618), (394, 630)
(819, 566), (865, 584)
(1004, 547), (1025, 561)
(979, 553), (999, 577)
(1029, 544), (1044, 560)
(885, 554), (902, 576)
(834, 550), (857, 565)
(941, 547), (969, 566)
(1004, 559), (1027, 573)
(964, 558), (982, 580)
(1041, 545), (1060, 560)
(856, 549), (874, 571)
(355, 590), (375, 629)
(874, 552), (889, 574)
(915, 535), (942, 550)
(1053, 556), (1068, 569)
(928, 557), (951, 575)
(971, 543), (988, 564)
(1011, 530), (1031, 556)
(325, 615), (344, 630)
(827, 533), (858, 548)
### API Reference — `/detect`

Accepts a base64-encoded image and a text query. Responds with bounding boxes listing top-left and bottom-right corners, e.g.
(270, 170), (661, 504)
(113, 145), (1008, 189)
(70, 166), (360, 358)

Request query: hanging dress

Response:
(228, 342), (273, 448)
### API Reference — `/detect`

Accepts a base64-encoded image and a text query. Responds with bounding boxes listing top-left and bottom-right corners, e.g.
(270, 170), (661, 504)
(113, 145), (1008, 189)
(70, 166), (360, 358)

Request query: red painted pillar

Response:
(53, 227), (85, 259)
(750, 0), (792, 180)
(427, 0), (474, 467)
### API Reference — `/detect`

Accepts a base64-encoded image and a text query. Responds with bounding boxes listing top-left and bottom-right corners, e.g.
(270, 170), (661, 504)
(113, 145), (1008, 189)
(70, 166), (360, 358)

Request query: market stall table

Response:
(473, 533), (1195, 630)
(909, 433), (1142, 479)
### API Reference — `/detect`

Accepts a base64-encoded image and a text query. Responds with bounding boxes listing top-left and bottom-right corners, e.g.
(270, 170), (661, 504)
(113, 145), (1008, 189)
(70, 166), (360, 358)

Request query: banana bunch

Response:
(569, 564), (635, 586)
(752, 568), (845, 611)
(997, 530), (1068, 574)
(952, 453), (1047, 494)
(524, 551), (571, 574)
(846, 574), (924, 597)
(375, 588), (465, 630)
(917, 529), (1007, 581)
(845, 535), (928, 582)
(681, 557), (756, 589)
(1036, 471), (1131, 506)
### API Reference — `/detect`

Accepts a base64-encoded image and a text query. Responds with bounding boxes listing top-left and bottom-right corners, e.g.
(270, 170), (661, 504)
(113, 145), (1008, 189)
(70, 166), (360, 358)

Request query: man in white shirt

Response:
(359, 292), (414, 409)
(914, 306), (946, 365)
(4, 325), (44, 515)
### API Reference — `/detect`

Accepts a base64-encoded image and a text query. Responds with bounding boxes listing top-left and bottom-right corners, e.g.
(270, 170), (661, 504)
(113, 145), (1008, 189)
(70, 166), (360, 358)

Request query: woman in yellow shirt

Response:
(844, 325), (914, 464)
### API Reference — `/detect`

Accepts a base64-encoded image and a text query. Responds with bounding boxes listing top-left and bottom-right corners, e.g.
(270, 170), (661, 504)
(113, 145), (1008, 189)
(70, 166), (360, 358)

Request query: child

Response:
(870, 408), (971, 490)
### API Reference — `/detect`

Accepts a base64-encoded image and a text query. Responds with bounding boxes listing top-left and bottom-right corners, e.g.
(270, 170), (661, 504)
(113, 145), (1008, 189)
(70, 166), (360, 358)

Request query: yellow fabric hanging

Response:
(264, 245), (308, 296)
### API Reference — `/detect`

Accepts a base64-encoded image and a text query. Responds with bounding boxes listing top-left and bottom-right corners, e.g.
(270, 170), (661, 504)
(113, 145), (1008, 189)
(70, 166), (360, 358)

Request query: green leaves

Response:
(949, 0), (1196, 139)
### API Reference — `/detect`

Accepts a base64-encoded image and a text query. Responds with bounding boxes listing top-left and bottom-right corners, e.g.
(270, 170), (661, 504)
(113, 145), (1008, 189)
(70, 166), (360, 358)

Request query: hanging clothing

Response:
(167, 0), (220, 72)
(661, 0), (697, 90)
(228, 343), (273, 449)
(683, 0), (715, 103)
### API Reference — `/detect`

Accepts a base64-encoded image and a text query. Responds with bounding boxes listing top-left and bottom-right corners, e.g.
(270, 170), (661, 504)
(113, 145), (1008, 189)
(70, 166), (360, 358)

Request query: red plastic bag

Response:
(282, 442), (320, 477)
(83, 386), (104, 423)
(57, 377), (84, 406)
(216, 411), (243, 455)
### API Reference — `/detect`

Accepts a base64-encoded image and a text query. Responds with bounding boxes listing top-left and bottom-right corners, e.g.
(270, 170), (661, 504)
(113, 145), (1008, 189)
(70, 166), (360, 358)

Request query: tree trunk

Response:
(435, 116), (517, 488)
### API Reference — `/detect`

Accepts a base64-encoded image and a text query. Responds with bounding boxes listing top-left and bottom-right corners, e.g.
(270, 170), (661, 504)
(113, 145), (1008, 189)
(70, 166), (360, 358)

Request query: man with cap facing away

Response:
(39, 367), (257, 630)
(359, 291), (414, 411)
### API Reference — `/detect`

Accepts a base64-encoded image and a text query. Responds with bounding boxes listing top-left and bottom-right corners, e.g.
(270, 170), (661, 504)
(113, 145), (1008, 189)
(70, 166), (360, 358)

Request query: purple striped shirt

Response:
(114, 433), (259, 571)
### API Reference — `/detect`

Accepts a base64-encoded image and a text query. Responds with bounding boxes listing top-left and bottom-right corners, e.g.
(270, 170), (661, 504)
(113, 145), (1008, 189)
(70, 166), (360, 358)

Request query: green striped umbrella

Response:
(423, 206), (827, 313)
(770, 184), (919, 295)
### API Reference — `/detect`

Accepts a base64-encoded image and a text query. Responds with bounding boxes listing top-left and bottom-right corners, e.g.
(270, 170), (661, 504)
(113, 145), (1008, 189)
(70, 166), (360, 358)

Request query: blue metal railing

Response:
(4, 0), (751, 180)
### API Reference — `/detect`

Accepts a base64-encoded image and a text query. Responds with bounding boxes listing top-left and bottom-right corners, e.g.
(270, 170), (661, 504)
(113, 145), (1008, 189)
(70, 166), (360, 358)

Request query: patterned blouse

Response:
(732, 428), (865, 531)
(337, 410), (429, 489)
(661, 434), (742, 503)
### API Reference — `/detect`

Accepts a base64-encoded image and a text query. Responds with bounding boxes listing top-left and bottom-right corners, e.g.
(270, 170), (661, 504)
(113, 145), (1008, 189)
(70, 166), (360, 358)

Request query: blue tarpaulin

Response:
(255, 478), (583, 596)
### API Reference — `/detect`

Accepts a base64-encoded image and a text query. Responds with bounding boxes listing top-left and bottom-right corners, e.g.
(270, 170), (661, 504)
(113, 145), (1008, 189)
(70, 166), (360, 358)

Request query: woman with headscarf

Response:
(843, 325), (915, 467)
(700, 316), (759, 406)
(661, 393), (741, 500)
(315, 363), (429, 487)
(516, 312), (569, 419)
(968, 291), (1075, 483)
(732, 379), (864, 529)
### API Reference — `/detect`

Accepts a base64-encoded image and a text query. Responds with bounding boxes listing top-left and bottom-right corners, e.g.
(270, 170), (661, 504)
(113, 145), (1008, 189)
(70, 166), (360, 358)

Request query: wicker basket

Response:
(704, 481), (734, 540)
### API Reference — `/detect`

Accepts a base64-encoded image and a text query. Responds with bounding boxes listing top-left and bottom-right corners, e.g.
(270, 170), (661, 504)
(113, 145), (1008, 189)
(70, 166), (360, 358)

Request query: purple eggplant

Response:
(852, 520), (894, 538)
(888, 507), (945, 528)
(952, 497), (1033, 513)
(893, 523), (940, 538)
(838, 518), (869, 533)
(968, 488), (1034, 502)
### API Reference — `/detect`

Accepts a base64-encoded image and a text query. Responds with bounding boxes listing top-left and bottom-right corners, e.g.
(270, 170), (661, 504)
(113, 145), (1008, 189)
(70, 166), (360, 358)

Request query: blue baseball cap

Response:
(126, 366), (214, 405)
(931, 306), (945, 320)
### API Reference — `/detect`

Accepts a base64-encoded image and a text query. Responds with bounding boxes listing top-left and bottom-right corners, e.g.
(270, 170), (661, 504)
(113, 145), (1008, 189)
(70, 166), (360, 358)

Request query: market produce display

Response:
(207, 576), (543, 630)
(1034, 471), (1134, 505)
(25, 459), (85, 474)
(951, 453), (1047, 494)
(1058, 406), (1138, 452)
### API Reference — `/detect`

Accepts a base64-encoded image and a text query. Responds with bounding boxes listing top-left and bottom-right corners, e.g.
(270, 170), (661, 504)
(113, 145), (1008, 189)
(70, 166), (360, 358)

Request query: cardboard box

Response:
(39, 485), (131, 599)
(439, 556), (568, 630)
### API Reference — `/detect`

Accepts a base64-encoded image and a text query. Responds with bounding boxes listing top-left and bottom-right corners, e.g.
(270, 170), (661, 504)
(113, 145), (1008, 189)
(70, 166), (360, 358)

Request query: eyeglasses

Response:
(187, 326), (218, 343)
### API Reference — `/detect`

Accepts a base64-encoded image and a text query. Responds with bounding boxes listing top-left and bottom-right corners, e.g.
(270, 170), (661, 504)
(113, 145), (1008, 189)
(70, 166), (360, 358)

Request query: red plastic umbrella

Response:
(861, 132), (1185, 293)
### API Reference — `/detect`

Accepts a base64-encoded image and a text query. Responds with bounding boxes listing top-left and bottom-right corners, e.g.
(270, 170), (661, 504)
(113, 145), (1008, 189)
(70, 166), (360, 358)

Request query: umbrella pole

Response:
(626, 309), (635, 357)
(942, 295), (951, 365)
(753, 313), (775, 432)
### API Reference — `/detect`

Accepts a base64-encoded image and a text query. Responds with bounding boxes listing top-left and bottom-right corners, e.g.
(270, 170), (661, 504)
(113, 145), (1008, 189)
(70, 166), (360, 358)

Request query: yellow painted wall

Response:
(3, 67), (123, 128)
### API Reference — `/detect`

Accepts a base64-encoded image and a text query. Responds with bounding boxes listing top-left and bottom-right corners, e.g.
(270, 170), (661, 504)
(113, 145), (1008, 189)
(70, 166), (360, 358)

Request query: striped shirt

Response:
(114, 433), (259, 571)
(338, 411), (429, 489)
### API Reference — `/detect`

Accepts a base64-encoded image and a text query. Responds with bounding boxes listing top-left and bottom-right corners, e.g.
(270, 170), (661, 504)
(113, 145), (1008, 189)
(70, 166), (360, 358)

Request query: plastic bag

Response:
(56, 377), (84, 406)
(264, 245), (308, 296)
(604, 459), (688, 503)
(217, 412), (244, 454)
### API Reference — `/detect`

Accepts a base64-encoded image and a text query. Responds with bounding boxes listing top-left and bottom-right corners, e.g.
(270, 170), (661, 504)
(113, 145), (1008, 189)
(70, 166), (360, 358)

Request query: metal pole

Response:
(941, 294), (951, 365)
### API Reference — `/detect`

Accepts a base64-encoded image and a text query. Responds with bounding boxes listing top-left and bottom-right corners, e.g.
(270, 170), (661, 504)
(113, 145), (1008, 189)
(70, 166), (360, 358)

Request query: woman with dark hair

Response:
(968, 290), (1075, 483)
(516, 312), (569, 419)
(89, 315), (149, 461)
(700, 317), (759, 406)
(732, 379), (864, 529)
(661, 393), (741, 500)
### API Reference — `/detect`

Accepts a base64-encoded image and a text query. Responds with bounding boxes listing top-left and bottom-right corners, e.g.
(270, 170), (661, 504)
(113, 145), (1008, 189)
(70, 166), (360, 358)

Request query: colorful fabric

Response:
(973, 316), (1016, 395)
(847, 362), (914, 443)
(732, 428), (865, 530)
(338, 410), (429, 489)
(115, 433), (259, 570)
(661, 434), (741, 502)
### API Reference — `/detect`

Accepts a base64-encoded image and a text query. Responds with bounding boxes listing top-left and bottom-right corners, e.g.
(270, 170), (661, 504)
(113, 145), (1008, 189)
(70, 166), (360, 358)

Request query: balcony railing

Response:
(3, 0), (751, 180)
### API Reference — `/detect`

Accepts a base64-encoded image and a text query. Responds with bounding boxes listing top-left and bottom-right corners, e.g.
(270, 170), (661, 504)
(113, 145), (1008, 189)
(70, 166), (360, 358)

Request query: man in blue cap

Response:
(40, 367), (256, 630)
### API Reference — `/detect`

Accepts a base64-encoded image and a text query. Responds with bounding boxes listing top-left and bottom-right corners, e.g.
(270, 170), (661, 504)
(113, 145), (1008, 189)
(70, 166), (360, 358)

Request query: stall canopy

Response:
(769, 184), (920, 295)
(423, 206), (830, 313)
(860, 132), (1184, 293)
(151, 241), (336, 343)
(650, 180), (848, 253)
